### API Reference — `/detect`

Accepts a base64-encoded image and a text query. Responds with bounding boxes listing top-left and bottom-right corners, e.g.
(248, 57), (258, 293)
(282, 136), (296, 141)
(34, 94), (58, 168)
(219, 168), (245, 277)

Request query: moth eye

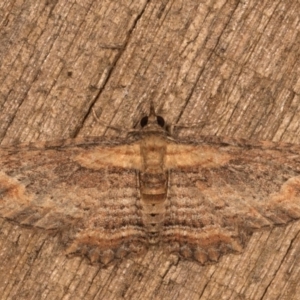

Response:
(156, 116), (165, 127)
(140, 116), (148, 127)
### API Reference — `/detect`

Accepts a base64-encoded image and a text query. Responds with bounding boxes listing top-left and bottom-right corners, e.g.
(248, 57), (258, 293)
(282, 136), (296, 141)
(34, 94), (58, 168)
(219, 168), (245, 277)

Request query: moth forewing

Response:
(165, 141), (231, 169)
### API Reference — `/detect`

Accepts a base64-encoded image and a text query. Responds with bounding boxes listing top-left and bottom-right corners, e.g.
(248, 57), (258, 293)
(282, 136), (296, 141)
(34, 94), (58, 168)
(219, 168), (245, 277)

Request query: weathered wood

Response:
(0, 0), (300, 299)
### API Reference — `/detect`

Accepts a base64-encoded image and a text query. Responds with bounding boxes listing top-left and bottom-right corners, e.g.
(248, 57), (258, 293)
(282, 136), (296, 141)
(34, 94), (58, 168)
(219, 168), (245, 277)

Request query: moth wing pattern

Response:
(163, 135), (300, 264)
(0, 137), (146, 265)
(1, 124), (300, 267)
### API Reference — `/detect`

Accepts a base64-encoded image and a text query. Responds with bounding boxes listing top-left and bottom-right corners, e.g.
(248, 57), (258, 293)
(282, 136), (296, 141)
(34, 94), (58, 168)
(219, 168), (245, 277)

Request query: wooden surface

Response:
(0, 0), (300, 299)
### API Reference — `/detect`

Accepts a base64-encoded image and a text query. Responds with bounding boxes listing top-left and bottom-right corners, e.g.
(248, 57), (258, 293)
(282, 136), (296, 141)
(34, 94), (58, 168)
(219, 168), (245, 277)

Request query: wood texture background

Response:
(0, 0), (300, 299)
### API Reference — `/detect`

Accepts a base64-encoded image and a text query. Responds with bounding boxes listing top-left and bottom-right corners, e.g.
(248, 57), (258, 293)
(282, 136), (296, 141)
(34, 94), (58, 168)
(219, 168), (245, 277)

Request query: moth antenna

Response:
(172, 121), (207, 129)
(92, 108), (129, 133)
(165, 121), (208, 136)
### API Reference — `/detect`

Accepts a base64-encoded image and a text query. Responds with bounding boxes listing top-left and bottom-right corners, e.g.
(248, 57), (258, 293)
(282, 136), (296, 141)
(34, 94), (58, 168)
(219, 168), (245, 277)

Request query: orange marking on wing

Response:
(74, 144), (142, 170)
(0, 172), (33, 205)
(165, 143), (231, 169)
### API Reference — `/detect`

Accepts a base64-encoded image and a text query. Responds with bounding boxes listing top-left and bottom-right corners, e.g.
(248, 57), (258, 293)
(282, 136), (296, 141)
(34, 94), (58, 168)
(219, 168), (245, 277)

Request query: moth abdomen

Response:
(138, 168), (169, 244)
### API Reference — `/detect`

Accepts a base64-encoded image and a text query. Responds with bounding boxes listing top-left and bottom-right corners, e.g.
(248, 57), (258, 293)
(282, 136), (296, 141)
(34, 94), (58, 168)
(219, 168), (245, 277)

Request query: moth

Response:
(0, 104), (300, 266)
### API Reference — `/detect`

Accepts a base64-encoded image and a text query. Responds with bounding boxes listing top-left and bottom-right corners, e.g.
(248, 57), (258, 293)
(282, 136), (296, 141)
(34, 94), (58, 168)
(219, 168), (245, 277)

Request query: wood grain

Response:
(0, 0), (300, 299)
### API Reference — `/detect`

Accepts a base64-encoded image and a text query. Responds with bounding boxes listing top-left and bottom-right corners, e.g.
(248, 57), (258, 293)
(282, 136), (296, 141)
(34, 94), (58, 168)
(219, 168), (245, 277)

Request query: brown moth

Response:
(0, 104), (300, 266)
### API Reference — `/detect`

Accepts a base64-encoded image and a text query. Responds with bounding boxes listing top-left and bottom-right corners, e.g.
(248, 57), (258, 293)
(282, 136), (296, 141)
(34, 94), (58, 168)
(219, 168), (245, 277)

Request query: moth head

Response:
(140, 102), (166, 132)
